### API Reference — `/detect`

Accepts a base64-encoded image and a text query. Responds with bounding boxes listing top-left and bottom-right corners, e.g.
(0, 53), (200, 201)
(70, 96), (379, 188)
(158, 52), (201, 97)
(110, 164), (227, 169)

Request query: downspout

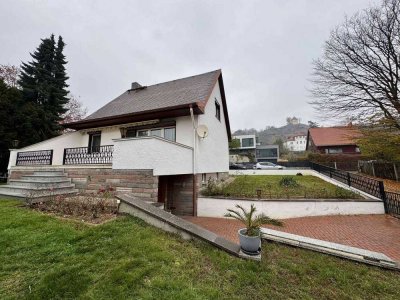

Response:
(189, 105), (197, 216)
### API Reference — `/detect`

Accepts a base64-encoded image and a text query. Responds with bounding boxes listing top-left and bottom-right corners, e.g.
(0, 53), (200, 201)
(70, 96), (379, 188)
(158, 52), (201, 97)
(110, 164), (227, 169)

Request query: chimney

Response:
(131, 82), (142, 90)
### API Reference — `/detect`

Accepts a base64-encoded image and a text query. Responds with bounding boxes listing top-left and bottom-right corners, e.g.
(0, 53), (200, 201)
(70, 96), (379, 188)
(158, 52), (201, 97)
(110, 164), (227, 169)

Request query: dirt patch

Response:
(29, 193), (118, 224)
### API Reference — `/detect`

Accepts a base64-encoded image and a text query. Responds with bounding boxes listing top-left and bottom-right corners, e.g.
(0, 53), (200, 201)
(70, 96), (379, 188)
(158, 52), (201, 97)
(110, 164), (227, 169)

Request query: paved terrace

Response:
(182, 214), (400, 262)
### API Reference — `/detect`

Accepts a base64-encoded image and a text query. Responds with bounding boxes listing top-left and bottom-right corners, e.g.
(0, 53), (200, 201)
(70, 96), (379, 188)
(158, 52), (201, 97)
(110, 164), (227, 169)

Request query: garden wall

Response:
(197, 197), (385, 219)
(9, 167), (159, 201)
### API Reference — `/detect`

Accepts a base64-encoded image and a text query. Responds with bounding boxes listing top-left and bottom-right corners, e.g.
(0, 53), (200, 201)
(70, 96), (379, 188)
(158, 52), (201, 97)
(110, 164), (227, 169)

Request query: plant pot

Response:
(238, 228), (261, 254)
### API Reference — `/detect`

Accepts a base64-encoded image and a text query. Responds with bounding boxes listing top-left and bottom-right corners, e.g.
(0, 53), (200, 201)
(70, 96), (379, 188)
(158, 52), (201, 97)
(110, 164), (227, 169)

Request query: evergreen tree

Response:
(52, 36), (69, 119)
(18, 34), (69, 142)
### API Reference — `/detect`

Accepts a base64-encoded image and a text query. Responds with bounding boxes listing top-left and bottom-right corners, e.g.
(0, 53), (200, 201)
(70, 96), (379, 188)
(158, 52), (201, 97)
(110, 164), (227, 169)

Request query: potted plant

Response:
(225, 204), (283, 254)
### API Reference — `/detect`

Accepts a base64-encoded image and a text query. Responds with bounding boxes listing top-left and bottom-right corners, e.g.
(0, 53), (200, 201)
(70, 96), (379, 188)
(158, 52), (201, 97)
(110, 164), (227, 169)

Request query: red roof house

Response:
(306, 126), (362, 155)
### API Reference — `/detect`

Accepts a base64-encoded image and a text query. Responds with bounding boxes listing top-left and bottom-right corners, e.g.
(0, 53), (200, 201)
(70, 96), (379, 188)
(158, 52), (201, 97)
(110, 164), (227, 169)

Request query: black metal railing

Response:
(385, 191), (400, 218)
(310, 162), (384, 199)
(16, 150), (53, 166)
(63, 145), (113, 165)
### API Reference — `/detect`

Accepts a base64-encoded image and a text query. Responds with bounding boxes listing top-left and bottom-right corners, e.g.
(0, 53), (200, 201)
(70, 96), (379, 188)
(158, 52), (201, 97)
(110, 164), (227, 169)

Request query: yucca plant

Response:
(224, 204), (283, 236)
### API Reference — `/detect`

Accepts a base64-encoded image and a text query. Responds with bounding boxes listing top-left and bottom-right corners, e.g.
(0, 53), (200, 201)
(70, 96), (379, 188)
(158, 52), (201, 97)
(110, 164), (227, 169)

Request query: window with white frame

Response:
(136, 127), (176, 141)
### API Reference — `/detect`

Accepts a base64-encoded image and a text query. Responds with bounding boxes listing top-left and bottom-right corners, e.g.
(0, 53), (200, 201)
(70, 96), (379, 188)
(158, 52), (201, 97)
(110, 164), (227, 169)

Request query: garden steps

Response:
(8, 179), (72, 188)
(0, 170), (77, 201)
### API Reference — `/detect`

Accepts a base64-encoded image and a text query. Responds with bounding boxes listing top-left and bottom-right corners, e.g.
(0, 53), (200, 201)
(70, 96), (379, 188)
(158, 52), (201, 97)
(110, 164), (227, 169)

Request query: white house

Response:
(284, 135), (307, 152)
(3, 70), (231, 216)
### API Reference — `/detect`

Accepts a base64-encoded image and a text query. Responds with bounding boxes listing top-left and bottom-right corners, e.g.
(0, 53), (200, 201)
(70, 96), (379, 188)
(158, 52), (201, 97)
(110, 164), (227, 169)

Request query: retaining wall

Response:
(198, 197), (385, 219)
(9, 167), (159, 201)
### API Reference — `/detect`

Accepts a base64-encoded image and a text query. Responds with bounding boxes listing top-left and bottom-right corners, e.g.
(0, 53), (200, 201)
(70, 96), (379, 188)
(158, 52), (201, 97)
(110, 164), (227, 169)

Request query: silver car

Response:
(253, 162), (284, 170)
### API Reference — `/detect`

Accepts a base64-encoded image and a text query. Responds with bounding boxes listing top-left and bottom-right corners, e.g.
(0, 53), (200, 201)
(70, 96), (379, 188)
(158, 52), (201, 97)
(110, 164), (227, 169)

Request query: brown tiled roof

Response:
(308, 127), (362, 147)
(84, 70), (221, 121)
(64, 69), (232, 139)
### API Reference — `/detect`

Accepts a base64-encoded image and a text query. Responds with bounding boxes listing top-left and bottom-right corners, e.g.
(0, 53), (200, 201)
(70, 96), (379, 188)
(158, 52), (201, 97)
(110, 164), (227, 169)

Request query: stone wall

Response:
(64, 168), (158, 200)
(9, 167), (158, 201)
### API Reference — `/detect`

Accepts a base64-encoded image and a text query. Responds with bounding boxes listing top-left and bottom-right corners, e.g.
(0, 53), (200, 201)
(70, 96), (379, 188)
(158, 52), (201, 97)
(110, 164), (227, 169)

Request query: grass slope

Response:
(0, 200), (399, 299)
(216, 175), (362, 199)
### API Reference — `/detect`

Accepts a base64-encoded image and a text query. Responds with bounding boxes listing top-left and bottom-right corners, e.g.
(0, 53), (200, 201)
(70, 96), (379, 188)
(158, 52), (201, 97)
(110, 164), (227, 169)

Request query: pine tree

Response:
(52, 36), (69, 119)
(18, 34), (70, 143)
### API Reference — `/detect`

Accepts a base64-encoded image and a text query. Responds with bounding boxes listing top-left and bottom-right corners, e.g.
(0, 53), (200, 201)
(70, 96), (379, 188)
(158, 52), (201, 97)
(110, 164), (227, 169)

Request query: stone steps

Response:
(19, 175), (69, 182)
(0, 170), (77, 201)
(9, 179), (72, 188)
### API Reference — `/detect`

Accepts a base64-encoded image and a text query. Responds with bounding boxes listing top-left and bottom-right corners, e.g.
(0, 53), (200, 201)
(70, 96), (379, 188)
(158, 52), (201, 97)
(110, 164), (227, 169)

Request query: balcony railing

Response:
(63, 145), (113, 165)
(16, 150), (53, 166)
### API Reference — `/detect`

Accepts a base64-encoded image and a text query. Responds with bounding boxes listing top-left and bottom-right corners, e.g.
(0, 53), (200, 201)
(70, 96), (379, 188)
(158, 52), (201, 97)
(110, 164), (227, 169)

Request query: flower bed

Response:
(29, 187), (118, 224)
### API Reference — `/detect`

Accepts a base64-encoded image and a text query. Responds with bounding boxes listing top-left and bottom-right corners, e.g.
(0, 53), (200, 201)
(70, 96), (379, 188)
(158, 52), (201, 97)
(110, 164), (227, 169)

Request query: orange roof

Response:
(308, 127), (362, 147)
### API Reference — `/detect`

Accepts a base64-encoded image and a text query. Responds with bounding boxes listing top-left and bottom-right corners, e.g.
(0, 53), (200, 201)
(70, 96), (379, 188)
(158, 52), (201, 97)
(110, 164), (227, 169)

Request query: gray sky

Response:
(0, 0), (377, 131)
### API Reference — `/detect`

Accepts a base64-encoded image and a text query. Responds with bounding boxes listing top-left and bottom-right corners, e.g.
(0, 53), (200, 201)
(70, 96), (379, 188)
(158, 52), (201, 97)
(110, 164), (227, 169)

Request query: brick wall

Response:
(64, 168), (158, 201)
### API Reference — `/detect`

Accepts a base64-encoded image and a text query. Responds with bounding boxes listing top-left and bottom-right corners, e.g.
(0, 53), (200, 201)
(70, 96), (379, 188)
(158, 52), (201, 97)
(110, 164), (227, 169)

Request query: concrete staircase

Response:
(0, 169), (78, 201)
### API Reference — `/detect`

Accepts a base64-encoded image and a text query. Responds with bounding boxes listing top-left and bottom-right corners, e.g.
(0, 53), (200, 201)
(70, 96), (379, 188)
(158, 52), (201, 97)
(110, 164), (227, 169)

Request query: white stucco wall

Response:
(112, 136), (193, 176)
(196, 82), (229, 174)
(9, 131), (85, 167)
(197, 197), (385, 219)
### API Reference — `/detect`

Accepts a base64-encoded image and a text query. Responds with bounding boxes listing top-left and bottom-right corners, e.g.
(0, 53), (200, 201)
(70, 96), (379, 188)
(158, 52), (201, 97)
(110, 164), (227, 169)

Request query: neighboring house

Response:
(255, 145), (279, 163)
(284, 135), (307, 152)
(306, 126), (362, 155)
(229, 134), (257, 161)
(229, 134), (278, 163)
(5, 70), (231, 216)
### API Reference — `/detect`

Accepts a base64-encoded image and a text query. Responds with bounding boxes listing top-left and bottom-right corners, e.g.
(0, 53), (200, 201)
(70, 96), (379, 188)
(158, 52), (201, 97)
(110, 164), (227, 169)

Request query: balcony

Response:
(63, 145), (114, 165)
(112, 136), (193, 176)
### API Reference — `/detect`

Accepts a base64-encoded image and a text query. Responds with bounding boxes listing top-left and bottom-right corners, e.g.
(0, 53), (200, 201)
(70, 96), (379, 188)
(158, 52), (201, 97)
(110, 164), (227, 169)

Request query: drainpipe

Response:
(189, 105), (197, 216)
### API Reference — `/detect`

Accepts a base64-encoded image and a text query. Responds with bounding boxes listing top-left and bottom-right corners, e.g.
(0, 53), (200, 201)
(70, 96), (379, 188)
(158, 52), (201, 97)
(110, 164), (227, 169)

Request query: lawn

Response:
(1, 200), (399, 299)
(203, 175), (363, 199)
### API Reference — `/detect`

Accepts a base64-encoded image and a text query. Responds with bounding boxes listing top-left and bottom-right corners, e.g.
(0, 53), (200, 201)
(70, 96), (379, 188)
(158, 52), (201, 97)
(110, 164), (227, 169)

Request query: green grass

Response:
(207, 175), (362, 199)
(1, 200), (399, 299)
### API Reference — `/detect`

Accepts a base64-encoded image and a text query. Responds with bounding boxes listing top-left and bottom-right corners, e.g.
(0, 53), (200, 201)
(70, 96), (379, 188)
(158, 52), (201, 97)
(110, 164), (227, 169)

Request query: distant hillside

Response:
(233, 123), (309, 145)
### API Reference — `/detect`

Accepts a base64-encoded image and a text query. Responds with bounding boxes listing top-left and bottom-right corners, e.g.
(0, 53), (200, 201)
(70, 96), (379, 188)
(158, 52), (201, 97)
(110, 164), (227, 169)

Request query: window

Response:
(215, 99), (221, 121)
(126, 128), (136, 138)
(88, 131), (101, 153)
(136, 127), (176, 141)
(202, 173), (207, 184)
(137, 130), (149, 137)
(241, 138), (254, 147)
(327, 148), (343, 154)
(256, 148), (278, 158)
(164, 127), (176, 141)
(150, 129), (162, 137)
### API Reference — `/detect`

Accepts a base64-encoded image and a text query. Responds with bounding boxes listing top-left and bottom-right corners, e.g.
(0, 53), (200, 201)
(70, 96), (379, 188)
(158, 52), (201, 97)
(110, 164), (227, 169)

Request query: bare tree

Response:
(310, 0), (400, 130)
(61, 95), (88, 127)
(0, 64), (20, 88)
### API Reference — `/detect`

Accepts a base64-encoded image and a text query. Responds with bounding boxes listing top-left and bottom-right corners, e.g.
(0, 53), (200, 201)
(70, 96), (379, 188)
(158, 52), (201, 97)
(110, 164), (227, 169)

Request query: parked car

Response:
(253, 162), (284, 170)
(229, 163), (247, 170)
(241, 162), (257, 169)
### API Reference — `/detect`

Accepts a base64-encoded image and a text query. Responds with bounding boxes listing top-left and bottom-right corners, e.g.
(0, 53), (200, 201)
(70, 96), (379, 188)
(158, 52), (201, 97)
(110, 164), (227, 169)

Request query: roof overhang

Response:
(63, 104), (204, 130)
(63, 70), (232, 140)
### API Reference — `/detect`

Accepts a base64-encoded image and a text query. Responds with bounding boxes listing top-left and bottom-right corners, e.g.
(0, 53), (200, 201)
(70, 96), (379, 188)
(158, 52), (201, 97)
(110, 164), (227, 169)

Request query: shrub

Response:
(278, 176), (299, 188)
(201, 177), (222, 196)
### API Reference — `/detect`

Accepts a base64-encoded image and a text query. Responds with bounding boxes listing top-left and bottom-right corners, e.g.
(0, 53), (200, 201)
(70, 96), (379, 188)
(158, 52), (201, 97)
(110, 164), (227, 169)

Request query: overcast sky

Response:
(0, 0), (378, 131)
